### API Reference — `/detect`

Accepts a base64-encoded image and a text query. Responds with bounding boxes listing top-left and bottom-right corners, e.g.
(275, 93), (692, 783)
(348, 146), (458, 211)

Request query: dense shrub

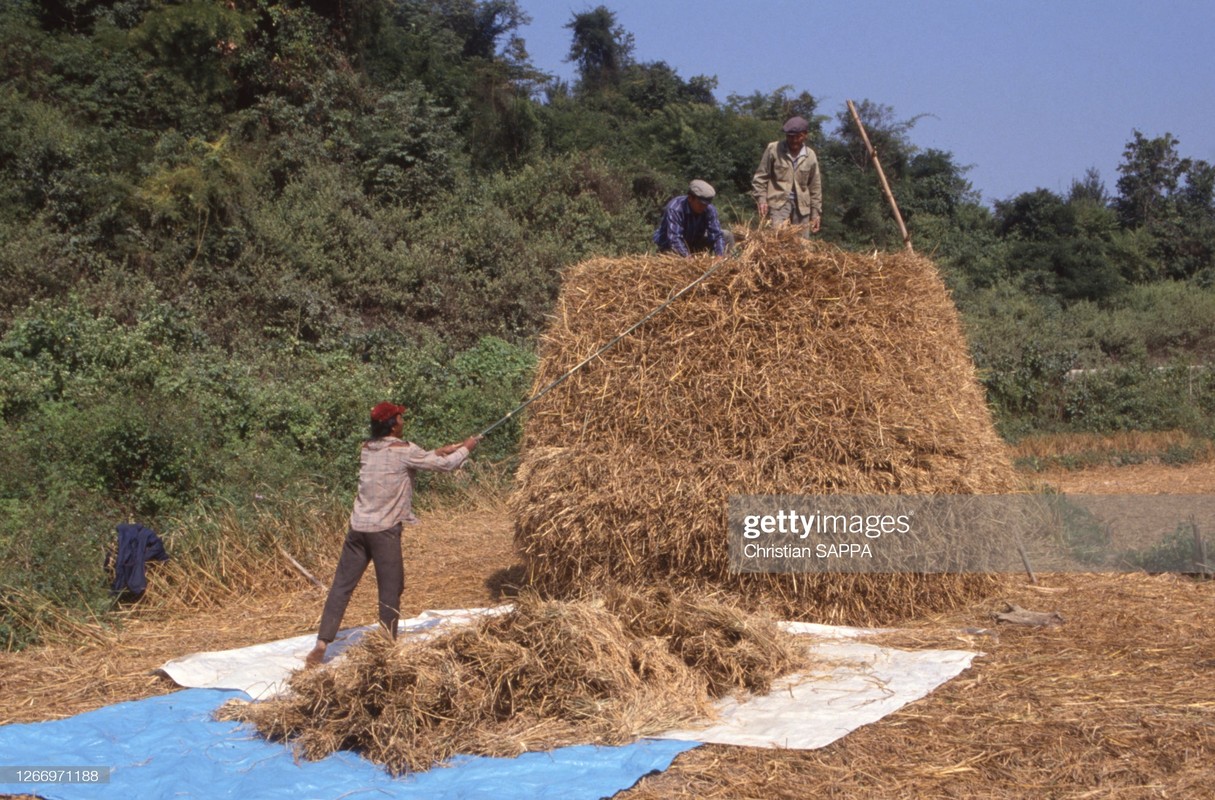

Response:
(1119, 521), (1213, 573)
(963, 281), (1215, 438)
(0, 296), (536, 645)
(1061, 362), (1215, 433)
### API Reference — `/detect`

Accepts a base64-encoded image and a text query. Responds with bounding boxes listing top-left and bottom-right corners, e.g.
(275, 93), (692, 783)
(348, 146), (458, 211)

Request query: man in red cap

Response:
(751, 115), (823, 234)
(305, 402), (479, 667)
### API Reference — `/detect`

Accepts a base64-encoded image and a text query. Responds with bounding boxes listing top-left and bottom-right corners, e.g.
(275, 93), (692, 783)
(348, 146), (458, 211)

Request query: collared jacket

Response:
(349, 437), (469, 532)
(652, 195), (728, 256)
(751, 140), (823, 219)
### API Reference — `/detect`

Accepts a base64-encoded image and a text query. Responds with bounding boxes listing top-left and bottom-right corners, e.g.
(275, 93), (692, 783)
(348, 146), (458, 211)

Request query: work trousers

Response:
(317, 523), (404, 643)
(769, 202), (816, 234)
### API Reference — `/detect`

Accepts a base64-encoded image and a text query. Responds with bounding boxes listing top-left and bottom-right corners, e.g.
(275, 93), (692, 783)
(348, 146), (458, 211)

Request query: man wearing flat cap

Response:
(752, 115), (822, 233)
(653, 179), (733, 257)
(305, 402), (479, 667)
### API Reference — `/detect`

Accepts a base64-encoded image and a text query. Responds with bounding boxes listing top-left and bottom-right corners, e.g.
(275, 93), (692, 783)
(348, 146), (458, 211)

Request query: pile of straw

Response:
(219, 589), (801, 775)
(512, 229), (1020, 624)
(621, 572), (1215, 799)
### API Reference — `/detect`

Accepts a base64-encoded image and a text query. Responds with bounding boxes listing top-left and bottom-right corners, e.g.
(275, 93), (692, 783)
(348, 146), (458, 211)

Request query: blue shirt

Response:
(652, 195), (727, 257)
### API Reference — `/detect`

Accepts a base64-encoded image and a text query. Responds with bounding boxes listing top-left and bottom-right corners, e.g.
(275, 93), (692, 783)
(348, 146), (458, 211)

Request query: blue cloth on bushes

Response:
(109, 523), (169, 596)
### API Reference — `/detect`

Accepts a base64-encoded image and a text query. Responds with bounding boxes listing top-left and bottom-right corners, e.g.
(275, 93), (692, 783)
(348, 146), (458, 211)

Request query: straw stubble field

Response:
(1, 461), (1213, 798)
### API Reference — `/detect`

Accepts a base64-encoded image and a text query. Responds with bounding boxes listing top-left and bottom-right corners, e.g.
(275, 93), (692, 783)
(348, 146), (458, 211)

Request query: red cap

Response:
(370, 402), (406, 423)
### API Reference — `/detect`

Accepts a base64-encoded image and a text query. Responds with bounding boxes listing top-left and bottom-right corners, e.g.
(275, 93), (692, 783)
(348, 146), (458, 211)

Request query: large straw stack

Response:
(512, 228), (1020, 624)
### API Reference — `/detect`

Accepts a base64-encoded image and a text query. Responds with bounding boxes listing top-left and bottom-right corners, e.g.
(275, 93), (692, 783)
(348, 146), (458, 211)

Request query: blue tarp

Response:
(0, 689), (699, 800)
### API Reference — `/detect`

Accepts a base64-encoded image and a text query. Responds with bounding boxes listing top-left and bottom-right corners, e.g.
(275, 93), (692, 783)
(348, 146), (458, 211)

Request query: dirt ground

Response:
(1030, 460), (1215, 495)
(3, 460), (1213, 798)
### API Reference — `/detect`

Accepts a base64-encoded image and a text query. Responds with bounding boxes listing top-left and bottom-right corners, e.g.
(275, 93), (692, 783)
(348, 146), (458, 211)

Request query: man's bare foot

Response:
(304, 642), (327, 668)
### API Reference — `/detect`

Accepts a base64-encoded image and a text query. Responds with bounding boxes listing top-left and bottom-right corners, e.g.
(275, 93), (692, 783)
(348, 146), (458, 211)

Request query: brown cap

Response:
(782, 116), (810, 134)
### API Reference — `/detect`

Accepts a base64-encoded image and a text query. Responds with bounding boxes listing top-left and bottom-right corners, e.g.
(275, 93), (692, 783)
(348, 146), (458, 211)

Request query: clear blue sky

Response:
(518, 1), (1215, 205)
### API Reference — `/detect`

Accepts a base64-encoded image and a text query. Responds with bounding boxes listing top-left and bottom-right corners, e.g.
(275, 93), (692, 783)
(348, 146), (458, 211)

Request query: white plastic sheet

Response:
(159, 607), (977, 750)
(159, 607), (510, 700)
(661, 640), (976, 748)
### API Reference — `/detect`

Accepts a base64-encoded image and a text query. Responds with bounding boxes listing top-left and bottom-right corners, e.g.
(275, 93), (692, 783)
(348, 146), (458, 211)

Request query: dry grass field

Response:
(3, 456), (1213, 799)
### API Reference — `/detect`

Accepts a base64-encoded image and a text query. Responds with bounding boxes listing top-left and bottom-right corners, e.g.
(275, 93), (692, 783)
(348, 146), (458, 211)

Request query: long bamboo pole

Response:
(847, 99), (913, 253)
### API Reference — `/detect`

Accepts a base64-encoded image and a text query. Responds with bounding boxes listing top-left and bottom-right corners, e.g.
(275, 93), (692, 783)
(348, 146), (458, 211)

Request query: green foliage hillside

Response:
(2, 1), (1213, 646)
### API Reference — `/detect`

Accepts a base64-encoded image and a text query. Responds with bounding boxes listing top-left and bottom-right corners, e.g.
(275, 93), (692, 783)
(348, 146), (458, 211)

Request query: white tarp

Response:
(159, 607), (976, 750)
(159, 607), (510, 701)
(660, 639), (976, 748)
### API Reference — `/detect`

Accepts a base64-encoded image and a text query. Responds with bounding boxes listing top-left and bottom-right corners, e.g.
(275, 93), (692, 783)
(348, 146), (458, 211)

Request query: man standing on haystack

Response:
(752, 115), (823, 234)
(305, 402), (479, 668)
(653, 179), (733, 257)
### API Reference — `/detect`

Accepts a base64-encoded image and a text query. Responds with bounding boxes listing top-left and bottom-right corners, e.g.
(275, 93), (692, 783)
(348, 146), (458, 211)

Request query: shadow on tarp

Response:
(0, 688), (698, 800)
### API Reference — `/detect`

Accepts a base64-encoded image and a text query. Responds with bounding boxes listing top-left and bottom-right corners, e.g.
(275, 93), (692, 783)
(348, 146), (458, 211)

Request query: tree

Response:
(833, 100), (926, 179)
(1179, 159), (1215, 217)
(1175, 158), (1215, 279)
(423, 0), (531, 60)
(902, 148), (976, 219)
(465, 59), (543, 169)
(34, 0), (107, 32)
(1113, 131), (1214, 279)
(725, 86), (819, 130)
(995, 188), (1123, 301)
(358, 87), (463, 204)
(1114, 130), (1189, 229)
(130, 0), (254, 104)
(564, 5), (634, 93)
(621, 61), (716, 112)
(1068, 167), (1108, 205)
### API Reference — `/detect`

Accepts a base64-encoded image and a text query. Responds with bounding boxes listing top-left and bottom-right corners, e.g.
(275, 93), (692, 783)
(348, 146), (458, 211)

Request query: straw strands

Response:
(219, 589), (802, 775)
(512, 229), (1020, 623)
(621, 572), (1215, 799)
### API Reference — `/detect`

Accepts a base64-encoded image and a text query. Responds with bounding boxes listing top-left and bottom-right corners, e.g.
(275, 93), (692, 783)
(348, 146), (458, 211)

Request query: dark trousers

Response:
(317, 524), (404, 643)
(678, 230), (736, 255)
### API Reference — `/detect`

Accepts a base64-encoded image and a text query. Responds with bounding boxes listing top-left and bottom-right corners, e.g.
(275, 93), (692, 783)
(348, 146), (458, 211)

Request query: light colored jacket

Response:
(751, 140), (822, 218)
(349, 437), (468, 531)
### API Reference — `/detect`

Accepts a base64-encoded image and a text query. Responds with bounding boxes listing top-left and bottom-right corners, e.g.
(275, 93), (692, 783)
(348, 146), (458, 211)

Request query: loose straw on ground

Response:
(219, 588), (803, 775)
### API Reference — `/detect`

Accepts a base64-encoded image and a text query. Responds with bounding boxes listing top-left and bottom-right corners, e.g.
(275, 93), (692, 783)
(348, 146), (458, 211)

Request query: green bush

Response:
(0, 488), (115, 649)
(1119, 521), (1213, 573)
(0, 296), (538, 517)
(399, 335), (536, 461)
(961, 281), (1215, 437)
(1062, 362), (1213, 433)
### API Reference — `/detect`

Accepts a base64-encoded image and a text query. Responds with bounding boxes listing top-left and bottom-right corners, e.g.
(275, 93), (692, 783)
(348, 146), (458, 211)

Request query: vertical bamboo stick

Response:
(847, 99), (913, 253)
(1192, 517), (1210, 579)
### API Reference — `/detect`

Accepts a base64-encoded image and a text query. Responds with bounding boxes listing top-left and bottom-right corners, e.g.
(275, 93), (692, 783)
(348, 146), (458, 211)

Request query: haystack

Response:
(512, 228), (1021, 624)
(219, 589), (800, 774)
